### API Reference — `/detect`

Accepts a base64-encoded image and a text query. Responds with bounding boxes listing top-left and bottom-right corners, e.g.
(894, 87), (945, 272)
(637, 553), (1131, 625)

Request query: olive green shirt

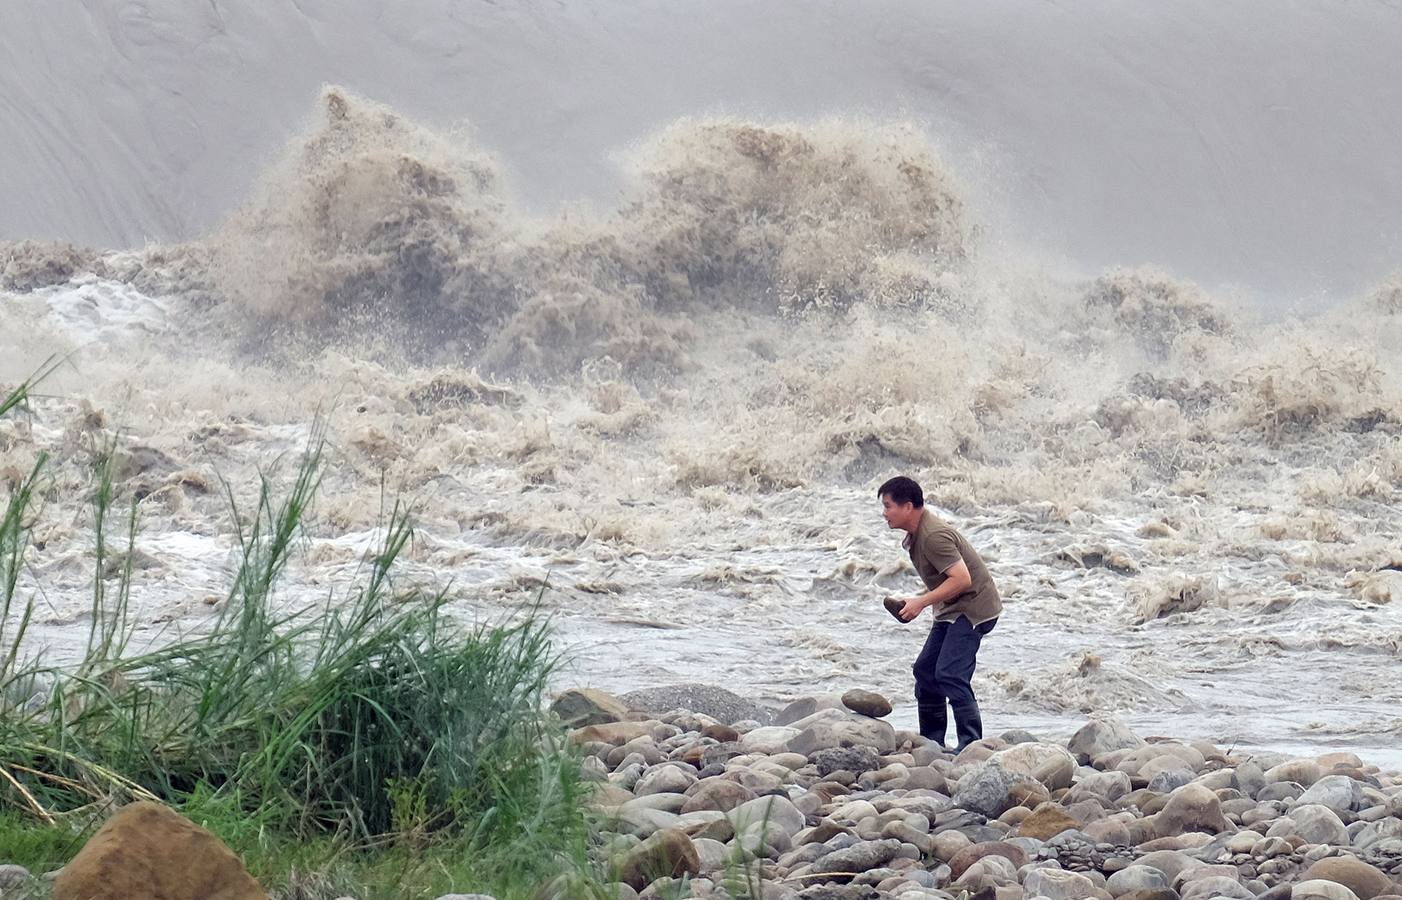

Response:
(904, 509), (1002, 626)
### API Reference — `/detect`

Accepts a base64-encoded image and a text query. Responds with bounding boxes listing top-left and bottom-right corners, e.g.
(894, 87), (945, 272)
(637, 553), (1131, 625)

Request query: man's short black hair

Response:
(878, 476), (924, 507)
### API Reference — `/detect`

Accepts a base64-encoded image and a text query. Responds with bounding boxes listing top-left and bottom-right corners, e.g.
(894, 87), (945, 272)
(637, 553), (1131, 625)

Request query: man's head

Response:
(879, 475), (924, 532)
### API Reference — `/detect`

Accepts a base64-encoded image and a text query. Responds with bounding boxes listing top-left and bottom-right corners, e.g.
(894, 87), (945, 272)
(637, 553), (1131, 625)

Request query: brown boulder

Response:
(1015, 803), (1081, 840)
(841, 689), (893, 718)
(54, 802), (266, 900)
(948, 841), (1027, 880)
(1008, 779), (1052, 809)
(1264, 759), (1324, 787)
(1083, 817), (1133, 845)
(614, 828), (701, 890)
(680, 779), (757, 813)
(677, 744), (707, 767)
(701, 723), (739, 742)
(1151, 783), (1231, 837)
(899, 766), (947, 792)
(1317, 752), (1366, 770)
(551, 687), (631, 727)
(1302, 856), (1396, 900)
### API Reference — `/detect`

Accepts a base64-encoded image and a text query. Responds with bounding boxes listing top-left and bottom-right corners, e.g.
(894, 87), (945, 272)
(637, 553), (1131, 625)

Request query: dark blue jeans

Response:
(913, 615), (997, 749)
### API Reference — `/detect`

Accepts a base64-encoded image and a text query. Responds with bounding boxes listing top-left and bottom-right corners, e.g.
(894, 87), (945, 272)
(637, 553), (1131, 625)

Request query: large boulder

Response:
(691, 837), (731, 875)
(1291, 881), (1364, 900)
(956, 856), (1019, 891)
(1130, 850), (1199, 884)
(1292, 804), (1350, 845)
(1149, 762), (1194, 790)
(1068, 716), (1143, 763)
(551, 687), (631, 727)
(1354, 817), (1402, 851)
(1180, 876), (1255, 899)
(1015, 803), (1081, 841)
(1266, 759), (1325, 788)
(1107, 865), (1172, 896)
(812, 838), (903, 875)
(990, 742), (1077, 791)
(1300, 856), (1395, 900)
(53, 802), (266, 900)
(614, 828), (701, 890)
(727, 795), (806, 846)
(1297, 775), (1364, 815)
(947, 841), (1027, 880)
(681, 779), (757, 814)
(1235, 760), (1267, 799)
(784, 709), (897, 755)
(1317, 752), (1366, 770)
(634, 764), (698, 796)
(1147, 767), (1195, 794)
(1024, 867), (1099, 899)
(739, 726), (802, 755)
(1068, 770), (1133, 804)
(615, 806), (681, 837)
(1085, 817), (1134, 846)
(1140, 754), (1195, 783)
(1151, 783), (1231, 837)
(620, 684), (776, 725)
(619, 793), (688, 816)
(809, 746), (883, 777)
(1115, 743), (1205, 777)
(952, 761), (1033, 818)
(718, 766), (785, 796)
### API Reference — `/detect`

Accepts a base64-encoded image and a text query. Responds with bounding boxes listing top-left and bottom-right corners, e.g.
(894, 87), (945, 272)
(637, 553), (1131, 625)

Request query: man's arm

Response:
(898, 558), (972, 621)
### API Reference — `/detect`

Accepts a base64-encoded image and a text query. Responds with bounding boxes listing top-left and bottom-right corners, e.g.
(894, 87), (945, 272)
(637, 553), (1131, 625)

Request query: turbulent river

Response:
(2, 3), (1401, 769)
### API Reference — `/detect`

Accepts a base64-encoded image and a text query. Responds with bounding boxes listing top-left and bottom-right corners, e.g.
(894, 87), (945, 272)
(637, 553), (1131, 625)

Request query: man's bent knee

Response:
(933, 670), (974, 702)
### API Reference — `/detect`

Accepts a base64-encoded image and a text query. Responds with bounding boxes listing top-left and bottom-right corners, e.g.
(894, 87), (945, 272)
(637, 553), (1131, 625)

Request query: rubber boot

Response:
(951, 698), (984, 751)
(917, 703), (948, 747)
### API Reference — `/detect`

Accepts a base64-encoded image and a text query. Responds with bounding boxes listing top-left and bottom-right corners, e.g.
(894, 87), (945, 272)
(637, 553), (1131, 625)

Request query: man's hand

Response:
(899, 596), (926, 622)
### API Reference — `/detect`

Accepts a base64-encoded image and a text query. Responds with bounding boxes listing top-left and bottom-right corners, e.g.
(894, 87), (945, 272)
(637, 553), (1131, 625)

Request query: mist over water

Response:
(2, 5), (1402, 764)
(6, 1), (1402, 297)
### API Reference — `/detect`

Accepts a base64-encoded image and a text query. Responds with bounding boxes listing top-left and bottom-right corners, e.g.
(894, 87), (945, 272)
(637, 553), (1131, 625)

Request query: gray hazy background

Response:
(3, 0), (1401, 299)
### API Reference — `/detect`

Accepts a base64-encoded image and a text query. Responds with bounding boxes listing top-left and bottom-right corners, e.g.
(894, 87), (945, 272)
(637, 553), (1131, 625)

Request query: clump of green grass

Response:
(2, 363), (58, 688)
(0, 374), (600, 898)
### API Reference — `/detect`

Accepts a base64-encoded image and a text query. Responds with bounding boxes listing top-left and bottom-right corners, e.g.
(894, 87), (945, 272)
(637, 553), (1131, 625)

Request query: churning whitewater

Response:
(2, 88), (1401, 766)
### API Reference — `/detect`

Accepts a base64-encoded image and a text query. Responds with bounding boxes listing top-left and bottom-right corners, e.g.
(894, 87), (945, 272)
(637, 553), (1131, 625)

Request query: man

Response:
(879, 475), (1002, 751)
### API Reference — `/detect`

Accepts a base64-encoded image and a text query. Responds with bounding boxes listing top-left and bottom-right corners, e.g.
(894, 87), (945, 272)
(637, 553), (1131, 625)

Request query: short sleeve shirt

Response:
(904, 509), (1002, 625)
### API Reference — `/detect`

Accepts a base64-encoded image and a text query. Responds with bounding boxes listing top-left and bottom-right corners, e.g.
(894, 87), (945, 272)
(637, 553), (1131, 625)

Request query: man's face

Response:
(880, 495), (915, 530)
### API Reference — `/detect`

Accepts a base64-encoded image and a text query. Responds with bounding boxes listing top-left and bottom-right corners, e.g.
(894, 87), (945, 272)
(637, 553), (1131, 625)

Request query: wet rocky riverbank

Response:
(560, 684), (1402, 900)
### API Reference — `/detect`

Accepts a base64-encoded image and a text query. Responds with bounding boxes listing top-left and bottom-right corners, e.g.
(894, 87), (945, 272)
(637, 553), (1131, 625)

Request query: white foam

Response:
(36, 272), (171, 343)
